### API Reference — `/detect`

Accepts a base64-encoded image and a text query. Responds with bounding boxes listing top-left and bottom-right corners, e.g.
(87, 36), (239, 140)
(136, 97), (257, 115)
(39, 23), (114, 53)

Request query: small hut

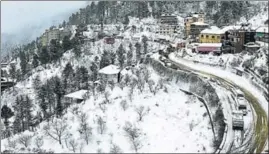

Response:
(98, 64), (121, 83)
(64, 90), (89, 104)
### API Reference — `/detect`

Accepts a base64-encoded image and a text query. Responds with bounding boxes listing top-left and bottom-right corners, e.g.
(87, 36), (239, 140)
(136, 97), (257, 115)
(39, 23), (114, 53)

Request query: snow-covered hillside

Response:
(1, 66), (214, 153)
(1, 17), (216, 153)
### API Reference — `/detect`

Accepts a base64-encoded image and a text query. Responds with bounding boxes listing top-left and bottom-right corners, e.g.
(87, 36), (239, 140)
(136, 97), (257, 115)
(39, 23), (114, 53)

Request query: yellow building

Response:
(199, 26), (225, 43)
(184, 12), (205, 37)
(40, 30), (49, 46)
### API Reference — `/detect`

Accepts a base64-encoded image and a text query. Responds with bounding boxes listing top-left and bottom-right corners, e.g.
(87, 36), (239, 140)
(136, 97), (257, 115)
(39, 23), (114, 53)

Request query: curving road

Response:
(165, 53), (268, 153)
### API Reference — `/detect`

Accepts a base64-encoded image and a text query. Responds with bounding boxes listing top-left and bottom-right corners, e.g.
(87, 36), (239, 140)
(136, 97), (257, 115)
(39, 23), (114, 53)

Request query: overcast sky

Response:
(1, 1), (87, 34)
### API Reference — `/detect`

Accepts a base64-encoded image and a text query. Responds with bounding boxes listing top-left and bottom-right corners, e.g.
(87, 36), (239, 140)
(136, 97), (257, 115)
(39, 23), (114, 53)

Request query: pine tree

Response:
(1, 105), (14, 127)
(39, 47), (50, 65)
(33, 75), (42, 92)
(74, 45), (82, 58)
(123, 15), (130, 25)
(50, 39), (62, 62)
(90, 62), (98, 81)
(110, 52), (116, 65)
(52, 76), (65, 117)
(9, 63), (17, 82)
(142, 36), (148, 55)
(117, 44), (126, 69)
(24, 96), (33, 131)
(13, 115), (22, 134)
(38, 86), (48, 119)
(19, 51), (28, 75)
(100, 50), (111, 69)
(13, 96), (25, 131)
(62, 36), (72, 51)
(79, 66), (89, 89)
(62, 62), (75, 92)
(32, 53), (39, 68)
(127, 43), (133, 66)
(135, 42), (141, 63)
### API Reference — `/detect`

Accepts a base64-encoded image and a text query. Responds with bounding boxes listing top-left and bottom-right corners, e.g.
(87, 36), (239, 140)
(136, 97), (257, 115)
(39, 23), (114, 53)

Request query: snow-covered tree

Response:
(135, 43), (141, 63)
(9, 63), (17, 83)
(32, 53), (39, 68)
(77, 112), (92, 145)
(110, 143), (122, 153)
(135, 105), (148, 121)
(97, 117), (106, 134)
(142, 35), (148, 55)
(33, 75), (42, 92)
(67, 138), (79, 153)
(127, 43), (133, 66)
(52, 76), (65, 117)
(117, 44), (126, 69)
(34, 136), (44, 149)
(43, 118), (69, 145)
(18, 134), (33, 148)
(123, 122), (142, 153)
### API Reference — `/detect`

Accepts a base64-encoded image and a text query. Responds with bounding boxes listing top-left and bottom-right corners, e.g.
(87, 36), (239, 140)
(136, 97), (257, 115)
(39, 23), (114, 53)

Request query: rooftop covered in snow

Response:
(98, 64), (120, 75)
(64, 90), (88, 100)
(191, 22), (209, 26)
(256, 26), (268, 33)
(200, 26), (225, 35)
(221, 25), (242, 32)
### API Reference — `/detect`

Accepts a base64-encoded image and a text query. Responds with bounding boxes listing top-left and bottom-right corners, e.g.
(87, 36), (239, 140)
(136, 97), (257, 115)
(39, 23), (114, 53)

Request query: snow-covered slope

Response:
(1, 65), (215, 153)
(1, 22), (215, 153)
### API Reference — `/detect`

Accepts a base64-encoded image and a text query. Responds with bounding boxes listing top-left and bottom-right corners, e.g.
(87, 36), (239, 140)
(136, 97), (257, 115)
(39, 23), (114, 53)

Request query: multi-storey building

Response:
(184, 12), (205, 37)
(59, 28), (72, 40)
(48, 29), (60, 41)
(41, 28), (61, 46)
(222, 25), (256, 53)
(199, 26), (225, 43)
(156, 14), (179, 36)
(189, 22), (209, 40)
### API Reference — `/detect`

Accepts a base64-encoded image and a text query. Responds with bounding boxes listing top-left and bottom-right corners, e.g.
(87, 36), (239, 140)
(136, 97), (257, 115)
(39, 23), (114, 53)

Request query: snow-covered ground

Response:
(1, 17), (216, 153)
(1, 66), (215, 153)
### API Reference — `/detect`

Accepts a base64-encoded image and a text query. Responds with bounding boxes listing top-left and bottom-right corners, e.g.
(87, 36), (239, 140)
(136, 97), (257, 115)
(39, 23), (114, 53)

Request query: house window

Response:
(212, 36), (215, 39)
(201, 35), (204, 38)
(206, 35), (209, 38)
(217, 36), (220, 39)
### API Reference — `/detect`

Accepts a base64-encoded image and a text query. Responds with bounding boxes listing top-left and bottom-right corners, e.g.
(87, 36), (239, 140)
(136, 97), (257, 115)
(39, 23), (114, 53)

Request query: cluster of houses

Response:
(155, 12), (268, 54)
(184, 13), (268, 54)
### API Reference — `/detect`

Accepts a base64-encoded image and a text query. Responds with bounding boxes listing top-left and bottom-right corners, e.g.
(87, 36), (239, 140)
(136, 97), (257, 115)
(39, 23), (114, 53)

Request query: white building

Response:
(156, 14), (180, 36)
(98, 64), (121, 83)
(64, 89), (89, 104)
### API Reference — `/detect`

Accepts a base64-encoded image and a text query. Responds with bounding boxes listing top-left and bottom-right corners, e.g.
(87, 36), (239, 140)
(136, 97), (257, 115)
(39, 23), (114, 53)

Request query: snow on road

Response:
(169, 53), (268, 115)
